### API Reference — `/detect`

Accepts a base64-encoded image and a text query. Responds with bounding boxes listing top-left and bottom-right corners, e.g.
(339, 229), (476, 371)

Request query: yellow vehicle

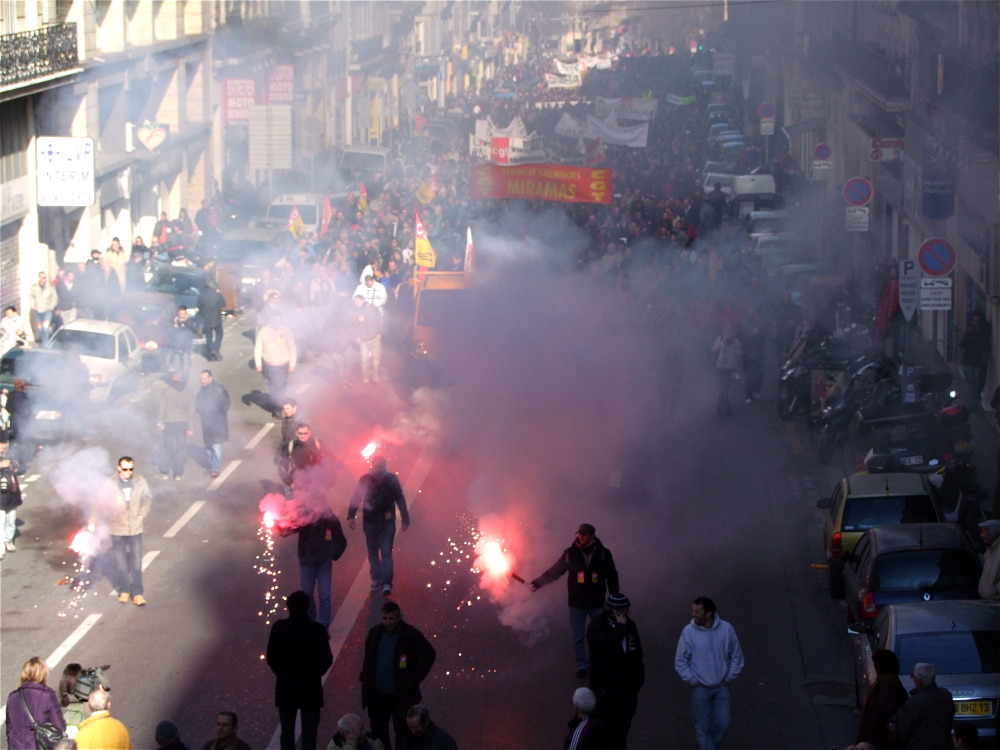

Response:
(412, 271), (468, 361)
(816, 472), (943, 599)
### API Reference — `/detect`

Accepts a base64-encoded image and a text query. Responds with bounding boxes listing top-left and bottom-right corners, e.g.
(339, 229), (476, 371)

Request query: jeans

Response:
(360, 336), (382, 381)
(300, 561), (332, 630)
(278, 705), (320, 750)
(569, 606), (605, 670)
(111, 533), (143, 596)
(964, 365), (986, 406)
(167, 348), (191, 378)
(35, 310), (53, 345)
(204, 325), (223, 359)
(162, 422), (187, 477)
(263, 363), (290, 410)
(206, 443), (223, 475)
(3, 508), (15, 542)
(363, 521), (397, 587)
(690, 684), (731, 749)
(716, 369), (734, 415)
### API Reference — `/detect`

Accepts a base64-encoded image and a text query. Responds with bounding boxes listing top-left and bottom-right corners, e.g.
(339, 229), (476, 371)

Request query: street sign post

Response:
(843, 177), (874, 207)
(845, 206), (870, 232)
(919, 276), (952, 311)
(917, 237), (957, 277)
(898, 259), (919, 321)
(758, 101), (776, 136)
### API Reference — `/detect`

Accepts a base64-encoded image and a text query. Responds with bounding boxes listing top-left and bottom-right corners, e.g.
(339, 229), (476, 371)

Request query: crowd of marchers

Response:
(5, 40), (1000, 750)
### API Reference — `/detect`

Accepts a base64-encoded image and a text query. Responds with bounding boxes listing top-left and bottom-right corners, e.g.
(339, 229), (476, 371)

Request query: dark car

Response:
(0, 347), (92, 442)
(210, 226), (290, 312)
(107, 292), (176, 373)
(849, 601), (1000, 737)
(842, 523), (981, 622)
(147, 266), (210, 314)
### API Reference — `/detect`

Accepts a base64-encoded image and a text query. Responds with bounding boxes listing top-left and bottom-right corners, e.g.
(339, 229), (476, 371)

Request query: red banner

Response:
(222, 79), (256, 125)
(470, 164), (612, 204)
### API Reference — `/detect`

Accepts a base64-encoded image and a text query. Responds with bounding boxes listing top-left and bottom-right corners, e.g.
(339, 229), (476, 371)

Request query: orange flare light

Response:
(263, 511), (276, 530)
(480, 540), (511, 578)
(69, 529), (98, 557)
(361, 441), (378, 459)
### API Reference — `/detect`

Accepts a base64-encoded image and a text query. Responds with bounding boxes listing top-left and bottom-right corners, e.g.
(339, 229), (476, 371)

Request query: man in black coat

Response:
(197, 279), (227, 361)
(195, 370), (230, 478)
(530, 523), (620, 679)
(266, 590), (333, 750)
(587, 593), (645, 750)
(898, 662), (954, 750)
(360, 601), (435, 750)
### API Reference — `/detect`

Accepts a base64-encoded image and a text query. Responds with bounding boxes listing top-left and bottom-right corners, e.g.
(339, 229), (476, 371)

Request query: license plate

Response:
(955, 700), (991, 716)
(900, 455), (923, 466)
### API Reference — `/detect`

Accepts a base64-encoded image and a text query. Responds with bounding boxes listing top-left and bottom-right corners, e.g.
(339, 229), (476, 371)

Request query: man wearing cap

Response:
(155, 719), (191, 749)
(530, 523), (620, 679)
(586, 593), (644, 750)
(978, 519), (1000, 600)
(674, 596), (744, 750)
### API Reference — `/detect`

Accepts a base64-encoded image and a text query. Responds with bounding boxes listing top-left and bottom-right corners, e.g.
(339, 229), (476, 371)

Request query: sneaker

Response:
(576, 668), (588, 679)
(210, 472), (220, 478)
(133, 595), (146, 606)
(159, 473), (170, 480)
(382, 585), (392, 597)
(4, 541), (15, 552)
(174, 475), (183, 481)
(118, 592), (130, 604)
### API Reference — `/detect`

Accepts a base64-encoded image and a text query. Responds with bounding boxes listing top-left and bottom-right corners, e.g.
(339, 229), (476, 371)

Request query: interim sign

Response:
(36, 137), (95, 207)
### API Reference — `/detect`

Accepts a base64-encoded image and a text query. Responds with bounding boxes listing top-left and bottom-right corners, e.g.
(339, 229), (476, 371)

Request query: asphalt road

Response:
(1, 308), (879, 750)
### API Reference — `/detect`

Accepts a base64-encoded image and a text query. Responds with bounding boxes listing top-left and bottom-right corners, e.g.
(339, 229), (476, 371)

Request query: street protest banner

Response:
(470, 164), (612, 204)
(594, 96), (659, 122)
(585, 114), (649, 148)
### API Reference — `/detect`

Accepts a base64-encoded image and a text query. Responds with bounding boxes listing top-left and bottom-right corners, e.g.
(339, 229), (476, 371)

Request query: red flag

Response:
(320, 196), (333, 237)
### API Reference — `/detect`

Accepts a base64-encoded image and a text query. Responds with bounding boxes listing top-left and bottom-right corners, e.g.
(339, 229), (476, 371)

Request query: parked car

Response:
(817, 472), (944, 598)
(0, 347), (92, 442)
(147, 266), (210, 315)
(46, 319), (142, 402)
(750, 233), (809, 272)
(107, 292), (177, 373)
(743, 209), (792, 241)
(849, 600), (1000, 737)
(842, 523), (981, 622)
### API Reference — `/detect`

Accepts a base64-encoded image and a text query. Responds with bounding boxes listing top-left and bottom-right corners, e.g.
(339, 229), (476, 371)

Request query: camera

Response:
(72, 665), (111, 700)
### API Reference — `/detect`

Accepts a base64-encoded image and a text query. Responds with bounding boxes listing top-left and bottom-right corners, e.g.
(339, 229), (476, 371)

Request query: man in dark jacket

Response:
(266, 590), (334, 750)
(0, 436), (22, 559)
(405, 705), (457, 750)
(898, 662), (954, 750)
(195, 370), (230, 478)
(360, 601), (435, 750)
(167, 305), (199, 377)
(587, 594), (644, 750)
(197, 279), (227, 361)
(563, 687), (608, 750)
(531, 523), (620, 679)
(348, 456), (409, 597)
(280, 504), (346, 632)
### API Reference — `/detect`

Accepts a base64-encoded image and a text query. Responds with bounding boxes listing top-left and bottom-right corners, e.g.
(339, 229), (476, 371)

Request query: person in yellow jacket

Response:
(75, 686), (130, 750)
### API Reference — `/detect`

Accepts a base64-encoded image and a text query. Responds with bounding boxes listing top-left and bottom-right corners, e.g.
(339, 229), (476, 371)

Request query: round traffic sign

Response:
(757, 101), (776, 119)
(917, 237), (956, 277)
(814, 142), (831, 160)
(843, 177), (873, 207)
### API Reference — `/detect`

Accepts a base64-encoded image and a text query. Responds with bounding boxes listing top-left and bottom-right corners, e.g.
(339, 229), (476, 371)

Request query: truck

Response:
(412, 271), (469, 364)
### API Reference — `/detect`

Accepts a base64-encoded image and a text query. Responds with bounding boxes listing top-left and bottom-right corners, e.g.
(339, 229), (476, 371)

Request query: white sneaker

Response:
(4, 541), (15, 552)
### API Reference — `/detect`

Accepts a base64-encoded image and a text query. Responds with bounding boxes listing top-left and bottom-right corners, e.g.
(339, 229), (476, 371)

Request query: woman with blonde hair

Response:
(5, 656), (66, 749)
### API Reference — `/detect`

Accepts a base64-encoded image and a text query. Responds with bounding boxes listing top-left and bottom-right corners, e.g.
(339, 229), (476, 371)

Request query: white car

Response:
(47, 319), (142, 402)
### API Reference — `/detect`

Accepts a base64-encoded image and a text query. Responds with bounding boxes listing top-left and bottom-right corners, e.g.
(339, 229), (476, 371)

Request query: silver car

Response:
(47, 319), (141, 402)
(849, 600), (1000, 736)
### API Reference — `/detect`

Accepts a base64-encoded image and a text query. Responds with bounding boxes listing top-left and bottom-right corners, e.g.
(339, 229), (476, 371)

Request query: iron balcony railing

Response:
(1, 23), (79, 87)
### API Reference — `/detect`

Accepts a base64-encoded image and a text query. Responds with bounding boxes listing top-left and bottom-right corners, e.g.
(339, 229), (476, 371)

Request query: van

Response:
(729, 174), (782, 218)
(413, 271), (468, 362)
(339, 146), (391, 181)
(258, 193), (325, 235)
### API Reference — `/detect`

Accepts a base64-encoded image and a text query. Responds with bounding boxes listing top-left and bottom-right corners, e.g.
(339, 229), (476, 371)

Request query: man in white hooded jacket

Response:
(674, 596), (744, 749)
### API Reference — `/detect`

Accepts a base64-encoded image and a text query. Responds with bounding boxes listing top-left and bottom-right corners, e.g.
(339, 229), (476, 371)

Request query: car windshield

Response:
(842, 496), (937, 531)
(151, 271), (203, 295)
(266, 204), (317, 225)
(49, 330), (115, 359)
(874, 549), (981, 592)
(896, 631), (1000, 675)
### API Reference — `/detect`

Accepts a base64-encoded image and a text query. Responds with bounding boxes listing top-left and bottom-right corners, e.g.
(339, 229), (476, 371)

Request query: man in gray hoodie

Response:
(674, 596), (744, 749)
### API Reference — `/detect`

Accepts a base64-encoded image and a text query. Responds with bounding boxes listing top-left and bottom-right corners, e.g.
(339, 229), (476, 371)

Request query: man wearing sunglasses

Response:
(108, 456), (153, 606)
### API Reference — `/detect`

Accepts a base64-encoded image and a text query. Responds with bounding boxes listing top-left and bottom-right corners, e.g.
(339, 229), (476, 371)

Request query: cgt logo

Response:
(491, 137), (509, 164)
(136, 121), (168, 151)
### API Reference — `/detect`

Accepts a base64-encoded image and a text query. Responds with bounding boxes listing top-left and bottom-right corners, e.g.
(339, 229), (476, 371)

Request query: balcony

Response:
(814, 32), (910, 108)
(1, 24), (79, 87)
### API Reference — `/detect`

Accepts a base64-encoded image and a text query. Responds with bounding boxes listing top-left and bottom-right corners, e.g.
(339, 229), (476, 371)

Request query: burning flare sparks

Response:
(361, 441), (378, 460)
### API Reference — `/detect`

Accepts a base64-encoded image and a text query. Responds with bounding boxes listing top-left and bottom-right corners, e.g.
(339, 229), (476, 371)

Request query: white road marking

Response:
(163, 501), (206, 538)
(245, 423), (274, 450)
(265, 441), (439, 750)
(23, 474), (40, 483)
(142, 550), (159, 570)
(0, 613), (104, 730)
(208, 460), (241, 491)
